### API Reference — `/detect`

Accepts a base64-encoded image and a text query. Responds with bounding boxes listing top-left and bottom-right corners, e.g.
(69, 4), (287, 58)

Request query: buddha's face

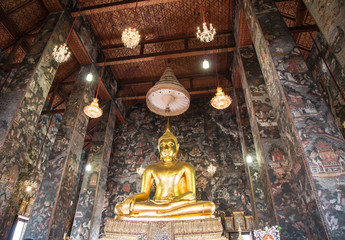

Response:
(158, 139), (179, 162)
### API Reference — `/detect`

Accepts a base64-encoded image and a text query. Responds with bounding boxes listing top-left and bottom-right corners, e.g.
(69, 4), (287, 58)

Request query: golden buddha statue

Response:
(115, 120), (215, 219)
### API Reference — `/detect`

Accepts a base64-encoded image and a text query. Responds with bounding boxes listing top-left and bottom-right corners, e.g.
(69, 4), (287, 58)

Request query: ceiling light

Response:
(197, 22), (216, 43)
(52, 43), (71, 63)
(146, 66), (190, 116)
(52, 1), (84, 63)
(86, 73), (93, 82)
(211, 87), (232, 110)
(84, 98), (103, 118)
(203, 59), (210, 69)
(122, 27), (141, 49)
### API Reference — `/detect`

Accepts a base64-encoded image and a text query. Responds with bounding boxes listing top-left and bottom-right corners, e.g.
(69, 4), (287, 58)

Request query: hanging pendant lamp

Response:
(52, 1), (84, 63)
(211, 87), (232, 109)
(84, 47), (109, 118)
(196, 0), (216, 43)
(146, 66), (190, 116)
(122, 0), (141, 49)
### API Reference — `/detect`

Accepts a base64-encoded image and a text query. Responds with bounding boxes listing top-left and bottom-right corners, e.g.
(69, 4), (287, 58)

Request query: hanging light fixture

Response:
(196, 0), (216, 43)
(86, 73), (93, 82)
(211, 87), (232, 110)
(146, 65), (190, 116)
(210, 43), (231, 110)
(202, 59), (210, 69)
(122, 0), (141, 49)
(84, 47), (109, 118)
(52, 1), (84, 63)
(122, 27), (141, 49)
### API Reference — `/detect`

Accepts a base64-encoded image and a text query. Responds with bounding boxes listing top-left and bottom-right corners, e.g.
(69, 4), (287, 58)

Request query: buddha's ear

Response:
(176, 143), (180, 152)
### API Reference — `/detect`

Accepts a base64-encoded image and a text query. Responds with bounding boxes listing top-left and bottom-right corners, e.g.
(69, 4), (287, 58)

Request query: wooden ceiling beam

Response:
(99, 45), (235, 66)
(118, 72), (228, 87)
(102, 31), (232, 51)
(71, 0), (180, 17)
(288, 24), (319, 33)
(116, 87), (232, 101)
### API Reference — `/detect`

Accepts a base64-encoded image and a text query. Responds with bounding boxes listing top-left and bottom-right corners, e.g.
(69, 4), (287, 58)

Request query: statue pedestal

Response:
(101, 217), (227, 240)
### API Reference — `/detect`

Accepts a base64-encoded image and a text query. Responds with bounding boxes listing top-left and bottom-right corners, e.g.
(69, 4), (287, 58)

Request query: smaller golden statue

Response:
(115, 120), (215, 219)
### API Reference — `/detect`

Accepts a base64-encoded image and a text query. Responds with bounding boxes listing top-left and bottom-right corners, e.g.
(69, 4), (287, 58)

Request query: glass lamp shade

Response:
(84, 98), (103, 118)
(211, 87), (232, 110)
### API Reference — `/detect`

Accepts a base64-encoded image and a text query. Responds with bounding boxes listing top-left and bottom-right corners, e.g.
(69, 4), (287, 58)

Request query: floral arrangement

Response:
(137, 233), (147, 240)
(253, 225), (281, 240)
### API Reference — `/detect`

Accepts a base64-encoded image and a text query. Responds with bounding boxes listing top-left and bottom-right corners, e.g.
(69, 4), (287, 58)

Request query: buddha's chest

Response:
(152, 167), (183, 186)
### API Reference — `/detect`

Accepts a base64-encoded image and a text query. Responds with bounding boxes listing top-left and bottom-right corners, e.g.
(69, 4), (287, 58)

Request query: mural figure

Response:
(115, 120), (215, 218)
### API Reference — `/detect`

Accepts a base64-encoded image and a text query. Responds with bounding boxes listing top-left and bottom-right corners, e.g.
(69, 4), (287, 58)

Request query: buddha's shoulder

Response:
(176, 161), (194, 169)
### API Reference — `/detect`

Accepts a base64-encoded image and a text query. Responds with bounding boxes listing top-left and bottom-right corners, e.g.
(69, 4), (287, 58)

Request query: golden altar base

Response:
(100, 217), (227, 240)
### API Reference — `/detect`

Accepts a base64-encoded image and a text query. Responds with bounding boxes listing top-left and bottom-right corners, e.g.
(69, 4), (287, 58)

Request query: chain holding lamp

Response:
(84, 47), (110, 118)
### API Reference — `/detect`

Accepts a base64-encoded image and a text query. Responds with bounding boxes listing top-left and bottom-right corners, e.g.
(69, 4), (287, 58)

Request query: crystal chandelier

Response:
(122, 27), (141, 49)
(197, 22), (216, 43)
(211, 87), (232, 110)
(84, 98), (103, 118)
(52, 1), (84, 63)
(52, 43), (71, 63)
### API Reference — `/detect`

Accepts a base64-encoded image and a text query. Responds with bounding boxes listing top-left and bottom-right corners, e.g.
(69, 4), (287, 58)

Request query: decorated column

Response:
(302, 0), (345, 69)
(23, 65), (98, 240)
(0, 12), (71, 223)
(0, 114), (61, 239)
(70, 100), (116, 240)
(234, 87), (271, 229)
(242, 0), (345, 238)
(237, 45), (328, 238)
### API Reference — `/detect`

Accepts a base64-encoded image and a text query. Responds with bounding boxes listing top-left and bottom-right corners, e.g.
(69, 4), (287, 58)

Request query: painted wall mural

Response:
(237, 45), (328, 238)
(0, 114), (60, 239)
(100, 99), (252, 236)
(306, 33), (345, 139)
(234, 88), (271, 229)
(302, 0), (345, 70)
(0, 12), (70, 234)
(242, 0), (345, 238)
(23, 66), (98, 240)
(70, 101), (116, 240)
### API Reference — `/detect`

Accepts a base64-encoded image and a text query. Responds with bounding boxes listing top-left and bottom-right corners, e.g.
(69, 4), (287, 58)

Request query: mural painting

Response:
(302, 0), (345, 69)
(100, 99), (252, 236)
(234, 88), (271, 229)
(242, 0), (345, 238)
(23, 66), (98, 240)
(70, 101), (116, 240)
(0, 114), (60, 239)
(0, 12), (71, 235)
(306, 33), (345, 139)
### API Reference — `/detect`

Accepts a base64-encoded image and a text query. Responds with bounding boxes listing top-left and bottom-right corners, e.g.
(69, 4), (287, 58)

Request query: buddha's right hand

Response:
(122, 196), (136, 215)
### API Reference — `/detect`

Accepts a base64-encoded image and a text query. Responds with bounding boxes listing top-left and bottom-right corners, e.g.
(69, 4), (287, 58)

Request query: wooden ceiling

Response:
(0, 0), (319, 149)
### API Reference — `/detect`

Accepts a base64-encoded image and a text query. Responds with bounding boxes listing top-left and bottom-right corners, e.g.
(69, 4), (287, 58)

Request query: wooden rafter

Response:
(288, 25), (319, 33)
(98, 45), (235, 66)
(71, 0), (180, 17)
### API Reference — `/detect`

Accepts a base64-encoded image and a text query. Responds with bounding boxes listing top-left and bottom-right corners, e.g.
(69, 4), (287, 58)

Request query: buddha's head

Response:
(158, 119), (179, 162)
